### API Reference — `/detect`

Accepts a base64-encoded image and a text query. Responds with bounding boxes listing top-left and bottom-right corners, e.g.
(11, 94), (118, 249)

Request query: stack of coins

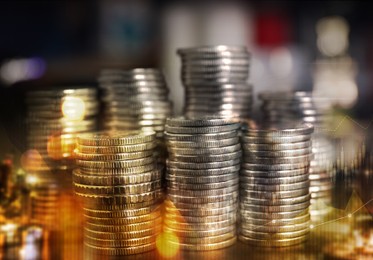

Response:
(164, 117), (240, 251)
(25, 87), (98, 229)
(259, 91), (335, 222)
(239, 122), (314, 247)
(177, 45), (253, 119)
(73, 131), (163, 256)
(98, 68), (172, 136)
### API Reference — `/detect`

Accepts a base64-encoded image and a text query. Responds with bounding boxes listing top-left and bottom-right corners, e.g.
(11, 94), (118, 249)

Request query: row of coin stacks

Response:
(98, 68), (173, 165)
(24, 88), (98, 231)
(177, 45), (253, 119)
(259, 91), (336, 222)
(73, 131), (163, 256)
(163, 117), (240, 250)
(240, 122), (314, 247)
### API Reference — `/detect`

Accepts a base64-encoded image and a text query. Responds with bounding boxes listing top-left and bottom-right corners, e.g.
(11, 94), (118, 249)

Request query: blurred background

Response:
(0, 1), (372, 258)
(0, 0), (372, 159)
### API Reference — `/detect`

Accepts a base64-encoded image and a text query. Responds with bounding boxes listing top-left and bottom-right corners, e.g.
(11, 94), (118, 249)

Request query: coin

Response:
(168, 143), (241, 156)
(74, 180), (162, 195)
(84, 227), (161, 240)
(166, 173), (238, 184)
(84, 242), (156, 255)
(169, 150), (242, 163)
(165, 205), (237, 217)
(238, 235), (307, 247)
(83, 205), (161, 218)
(85, 217), (162, 232)
(167, 158), (241, 169)
(76, 157), (154, 168)
(165, 124), (240, 134)
(167, 192), (238, 204)
(167, 164), (240, 176)
(240, 194), (311, 206)
(240, 168), (309, 178)
(240, 201), (310, 213)
(167, 185), (238, 197)
(167, 178), (239, 190)
(166, 236), (236, 251)
(77, 131), (156, 146)
(76, 142), (157, 154)
(240, 174), (309, 185)
(163, 225), (236, 238)
(240, 188), (309, 200)
(84, 211), (161, 225)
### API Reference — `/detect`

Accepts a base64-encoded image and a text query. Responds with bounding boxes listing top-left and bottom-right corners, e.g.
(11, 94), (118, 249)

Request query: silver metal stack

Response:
(164, 117), (240, 251)
(25, 87), (99, 229)
(98, 68), (172, 136)
(239, 122), (314, 247)
(177, 45), (252, 119)
(73, 131), (163, 256)
(259, 91), (335, 222)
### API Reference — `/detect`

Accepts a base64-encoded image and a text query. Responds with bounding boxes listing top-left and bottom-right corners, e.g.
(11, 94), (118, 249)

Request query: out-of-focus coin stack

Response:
(73, 131), (163, 256)
(98, 68), (173, 164)
(239, 122), (314, 247)
(259, 91), (335, 222)
(163, 117), (240, 251)
(177, 45), (253, 119)
(25, 87), (98, 229)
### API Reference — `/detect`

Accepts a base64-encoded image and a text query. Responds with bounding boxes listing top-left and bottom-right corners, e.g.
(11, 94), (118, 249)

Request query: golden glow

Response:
(47, 134), (76, 159)
(21, 149), (44, 171)
(26, 175), (39, 186)
(0, 223), (17, 233)
(62, 97), (86, 120)
(156, 232), (180, 258)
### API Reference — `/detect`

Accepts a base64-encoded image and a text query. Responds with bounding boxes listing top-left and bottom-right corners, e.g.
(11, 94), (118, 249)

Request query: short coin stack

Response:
(259, 91), (335, 222)
(239, 122), (314, 247)
(73, 131), (163, 256)
(164, 117), (241, 251)
(177, 45), (253, 119)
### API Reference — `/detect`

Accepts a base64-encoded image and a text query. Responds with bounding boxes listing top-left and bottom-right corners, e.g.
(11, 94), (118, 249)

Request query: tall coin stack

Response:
(73, 131), (163, 256)
(259, 91), (335, 222)
(25, 87), (98, 229)
(164, 117), (240, 251)
(177, 45), (253, 119)
(239, 122), (314, 247)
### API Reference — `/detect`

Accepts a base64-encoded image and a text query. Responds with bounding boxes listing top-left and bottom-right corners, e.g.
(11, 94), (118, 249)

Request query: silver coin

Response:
(244, 147), (312, 158)
(240, 188), (309, 200)
(84, 211), (161, 225)
(164, 199), (237, 210)
(241, 228), (309, 241)
(241, 213), (310, 226)
(179, 232), (235, 245)
(165, 212), (236, 223)
(241, 208), (309, 220)
(166, 173), (238, 184)
(166, 137), (239, 148)
(240, 174), (309, 185)
(243, 153), (313, 164)
(84, 234), (157, 248)
(242, 162), (310, 171)
(76, 142), (156, 154)
(165, 130), (237, 141)
(164, 218), (236, 231)
(241, 134), (311, 144)
(168, 143), (241, 156)
(166, 236), (237, 251)
(165, 204), (237, 217)
(238, 234), (307, 247)
(240, 194), (310, 206)
(240, 168), (309, 178)
(76, 156), (154, 169)
(167, 178), (239, 190)
(167, 158), (241, 169)
(167, 185), (238, 197)
(165, 124), (240, 134)
(167, 192), (238, 204)
(240, 201), (310, 213)
(169, 150), (242, 163)
(163, 225), (236, 238)
(78, 163), (156, 175)
(241, 180), (310, 192)
(240, 221), (310, 233)
(168, 164), (240, 176)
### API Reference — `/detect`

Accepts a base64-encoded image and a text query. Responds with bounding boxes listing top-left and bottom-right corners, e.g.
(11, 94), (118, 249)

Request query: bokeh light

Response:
(61, 97), (86, 121)
(156, 232), (180, 258)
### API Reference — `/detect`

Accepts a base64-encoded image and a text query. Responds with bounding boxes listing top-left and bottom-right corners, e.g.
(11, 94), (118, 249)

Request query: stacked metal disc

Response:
(239, 122), (314, 247)
(25, 87), (98, 229)
(98, 68), (172, 135)
(177, 45), (252, 119)
(164, 117), (240, 251)
(259, 91), (335, 222)
(73, 131), (163, 256)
